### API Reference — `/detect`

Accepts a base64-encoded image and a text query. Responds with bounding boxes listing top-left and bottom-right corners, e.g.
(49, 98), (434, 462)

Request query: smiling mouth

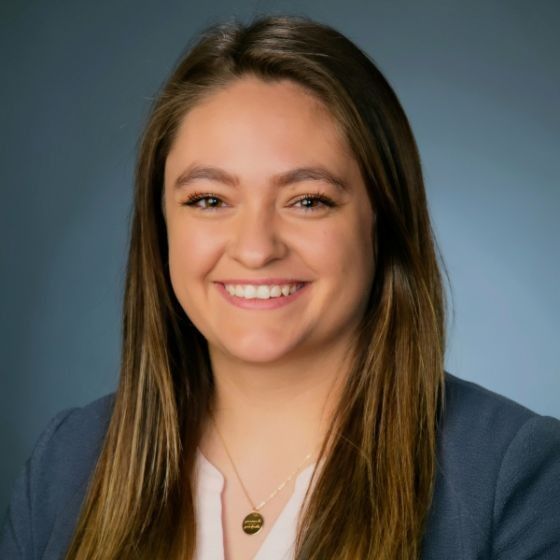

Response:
(215, 281), (309, 308)
(220, 282), (307, 300)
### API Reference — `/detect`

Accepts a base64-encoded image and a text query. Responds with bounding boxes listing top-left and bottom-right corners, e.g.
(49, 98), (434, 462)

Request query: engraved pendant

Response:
(242, 511), (264, 534)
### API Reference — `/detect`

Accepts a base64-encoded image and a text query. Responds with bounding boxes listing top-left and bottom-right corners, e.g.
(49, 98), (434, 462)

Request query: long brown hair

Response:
(66, 15), (446, 559)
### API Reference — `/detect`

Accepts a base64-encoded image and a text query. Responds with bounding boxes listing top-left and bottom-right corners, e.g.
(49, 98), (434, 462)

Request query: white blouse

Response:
(194, 450), (317, 560)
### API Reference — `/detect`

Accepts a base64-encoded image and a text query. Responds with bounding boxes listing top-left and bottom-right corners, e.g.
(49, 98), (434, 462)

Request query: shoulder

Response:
(35, 393), (114, 455)
(440, 372), (540, 453)
(422, 372), (560, 559)
(36, 393), (115, 467)
(1, 393), (115, 559)
(28, 393), (115, 501)
(443, 371), (537, 424)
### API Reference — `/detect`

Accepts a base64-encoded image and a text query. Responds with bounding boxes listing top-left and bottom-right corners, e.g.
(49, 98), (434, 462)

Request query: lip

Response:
(215, 278), (307, 285)
(214, 281), (310, 310)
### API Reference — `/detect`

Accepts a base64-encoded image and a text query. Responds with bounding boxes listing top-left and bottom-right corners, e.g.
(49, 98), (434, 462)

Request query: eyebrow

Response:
(173, 164), (349, 192)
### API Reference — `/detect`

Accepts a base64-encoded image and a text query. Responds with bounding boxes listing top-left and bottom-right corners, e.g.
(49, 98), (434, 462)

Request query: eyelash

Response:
(182, 191), (337, 212)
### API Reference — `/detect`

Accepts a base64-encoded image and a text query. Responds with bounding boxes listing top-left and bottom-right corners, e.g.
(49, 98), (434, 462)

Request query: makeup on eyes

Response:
(181, 191), (338, 212)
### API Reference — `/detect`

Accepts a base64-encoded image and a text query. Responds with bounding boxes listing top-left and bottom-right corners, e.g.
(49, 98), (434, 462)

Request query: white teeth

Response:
(256, 285), (269, 299)
(224, 283), (301, 299)
(270, 285), (282, 297)
(243, 285), (257, 298)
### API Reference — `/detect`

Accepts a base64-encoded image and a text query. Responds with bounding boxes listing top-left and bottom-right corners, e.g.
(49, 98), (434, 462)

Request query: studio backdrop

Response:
(1, 0), (559, 514)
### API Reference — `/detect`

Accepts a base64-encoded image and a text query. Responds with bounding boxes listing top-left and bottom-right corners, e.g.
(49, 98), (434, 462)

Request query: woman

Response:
(2, 15), (559, 560)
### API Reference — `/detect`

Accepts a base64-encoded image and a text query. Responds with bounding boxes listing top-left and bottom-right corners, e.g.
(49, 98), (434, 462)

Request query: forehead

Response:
(165, 76), (355, 174)
(184, 75), (339, 130)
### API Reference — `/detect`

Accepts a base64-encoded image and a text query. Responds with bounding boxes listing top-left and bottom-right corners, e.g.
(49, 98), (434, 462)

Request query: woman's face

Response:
(164, 76), (374, 365)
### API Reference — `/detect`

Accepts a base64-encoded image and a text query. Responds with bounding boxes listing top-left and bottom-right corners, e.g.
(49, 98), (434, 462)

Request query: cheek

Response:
(167, 222), (223, 297)
(323, 214), (374, 278)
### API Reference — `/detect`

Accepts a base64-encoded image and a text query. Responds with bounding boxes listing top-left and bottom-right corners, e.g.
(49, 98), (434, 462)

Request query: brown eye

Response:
(292, 193), (336, 211)
(182, 192), (227, 210)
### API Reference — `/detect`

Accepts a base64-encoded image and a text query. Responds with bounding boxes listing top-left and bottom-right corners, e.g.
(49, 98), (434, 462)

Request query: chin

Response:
(217, 336), (300, 364)
(229, 346), (295, 365)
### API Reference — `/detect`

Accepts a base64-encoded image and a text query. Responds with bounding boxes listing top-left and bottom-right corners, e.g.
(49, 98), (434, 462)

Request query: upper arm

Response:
(0, 408), (76, 559)
(492, 415), (560, 559)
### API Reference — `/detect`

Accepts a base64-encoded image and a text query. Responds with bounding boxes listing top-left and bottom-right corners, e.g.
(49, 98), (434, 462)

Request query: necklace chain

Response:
(211, 416), (313, 512)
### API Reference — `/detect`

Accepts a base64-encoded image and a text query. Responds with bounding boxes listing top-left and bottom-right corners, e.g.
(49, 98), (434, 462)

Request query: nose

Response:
(227, 203), (288, 268)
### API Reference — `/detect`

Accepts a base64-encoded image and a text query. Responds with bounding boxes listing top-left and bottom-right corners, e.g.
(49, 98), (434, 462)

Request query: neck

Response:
(204, 338), (355, 464)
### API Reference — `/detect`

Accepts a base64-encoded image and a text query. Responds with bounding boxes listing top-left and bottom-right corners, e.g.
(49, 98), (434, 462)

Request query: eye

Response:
(182, 192), (228, 211)
(181, 191), (337, 212)
(292, 193), (337, 211)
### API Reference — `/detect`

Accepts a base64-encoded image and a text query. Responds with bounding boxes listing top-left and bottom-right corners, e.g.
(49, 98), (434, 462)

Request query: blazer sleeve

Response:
(0, 407), (76, 559)
(492, 415), (560, 559)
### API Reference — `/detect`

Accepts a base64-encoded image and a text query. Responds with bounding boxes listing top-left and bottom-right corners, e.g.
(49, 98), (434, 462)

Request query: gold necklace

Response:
(211, 418), (313, 535)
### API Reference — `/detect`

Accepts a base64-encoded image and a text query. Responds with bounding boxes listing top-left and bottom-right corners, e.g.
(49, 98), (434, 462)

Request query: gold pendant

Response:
(242, 511), (264, 535)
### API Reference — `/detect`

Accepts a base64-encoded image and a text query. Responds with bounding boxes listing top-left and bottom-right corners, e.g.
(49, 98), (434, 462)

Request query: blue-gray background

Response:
(1, 0), (558, 514)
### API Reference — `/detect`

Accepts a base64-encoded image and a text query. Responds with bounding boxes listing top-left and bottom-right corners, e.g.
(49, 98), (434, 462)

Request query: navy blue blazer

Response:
(2, 373), (560, 559)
